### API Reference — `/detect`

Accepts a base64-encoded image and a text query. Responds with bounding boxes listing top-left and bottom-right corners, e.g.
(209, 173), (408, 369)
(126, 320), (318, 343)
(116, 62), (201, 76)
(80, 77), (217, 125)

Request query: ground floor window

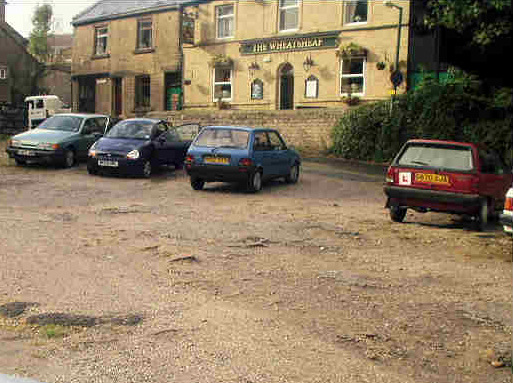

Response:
(340, 58), (365, 96)
(0, 67), (7, 80)
(305, 75), (319, 98)
(135, 75), (151, 109)
(251, 79), (263, 100)
(213, 67), (232, 102)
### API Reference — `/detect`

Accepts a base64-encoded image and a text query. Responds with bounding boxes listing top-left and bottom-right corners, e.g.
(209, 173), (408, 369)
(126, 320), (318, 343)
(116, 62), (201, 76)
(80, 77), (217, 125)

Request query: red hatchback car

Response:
(384, 139), (513, 230)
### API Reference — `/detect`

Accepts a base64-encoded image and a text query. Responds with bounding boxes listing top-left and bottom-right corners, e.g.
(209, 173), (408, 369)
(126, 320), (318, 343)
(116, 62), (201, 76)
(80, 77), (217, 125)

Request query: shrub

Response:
(331, 79), (512, 166)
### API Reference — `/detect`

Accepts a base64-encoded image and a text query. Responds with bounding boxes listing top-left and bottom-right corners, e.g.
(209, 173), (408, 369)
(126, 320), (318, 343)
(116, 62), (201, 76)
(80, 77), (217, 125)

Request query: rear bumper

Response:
(6, 147), (65, 164)
(384, 185), (481, 214)
(186, 164), (252, 183)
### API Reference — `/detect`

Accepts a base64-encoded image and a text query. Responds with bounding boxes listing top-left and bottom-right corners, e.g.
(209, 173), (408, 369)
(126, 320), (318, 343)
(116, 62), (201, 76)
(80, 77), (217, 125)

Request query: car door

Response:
(77, 118), (103, 158)
(267, 130), (290, 175)
(252, 131), (276, 177)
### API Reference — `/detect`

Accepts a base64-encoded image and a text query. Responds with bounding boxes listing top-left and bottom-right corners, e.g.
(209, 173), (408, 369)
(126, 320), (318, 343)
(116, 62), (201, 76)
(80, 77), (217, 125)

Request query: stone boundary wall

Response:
(0, 109), (25, 135)
(148, 109), (349, 155)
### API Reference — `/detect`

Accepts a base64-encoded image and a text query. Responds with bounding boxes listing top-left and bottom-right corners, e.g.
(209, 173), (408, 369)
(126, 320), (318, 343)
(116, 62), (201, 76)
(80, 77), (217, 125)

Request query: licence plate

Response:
(204, 156), (229, 165)
(98, 159), (119, 167)
(17, 149), (35, 156)
(415, 173), (450, 184)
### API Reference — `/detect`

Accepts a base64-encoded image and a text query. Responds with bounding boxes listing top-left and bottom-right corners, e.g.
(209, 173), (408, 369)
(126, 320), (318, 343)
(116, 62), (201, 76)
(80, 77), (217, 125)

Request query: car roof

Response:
(406, 139), (477, 148)
(203, 125), (276, 132)
(52, 113), (109, 119)
(119, 118), (162, 123)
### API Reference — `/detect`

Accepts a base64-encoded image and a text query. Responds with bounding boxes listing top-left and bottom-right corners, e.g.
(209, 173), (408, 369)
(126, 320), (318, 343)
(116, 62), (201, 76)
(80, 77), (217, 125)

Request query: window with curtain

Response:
(216, 4), (234, 39)
(340, 58), (365, 95)
(344, 0), (368, 24)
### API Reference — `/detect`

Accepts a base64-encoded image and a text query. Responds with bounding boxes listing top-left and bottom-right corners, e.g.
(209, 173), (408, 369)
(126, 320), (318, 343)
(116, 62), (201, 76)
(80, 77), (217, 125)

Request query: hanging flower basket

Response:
(210, 54), (233, 67)
(336, 42), (368, 58)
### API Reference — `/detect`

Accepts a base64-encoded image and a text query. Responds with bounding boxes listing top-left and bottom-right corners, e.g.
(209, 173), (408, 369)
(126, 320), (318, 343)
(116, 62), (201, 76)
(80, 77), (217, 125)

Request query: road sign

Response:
(390, 70), (404, 88)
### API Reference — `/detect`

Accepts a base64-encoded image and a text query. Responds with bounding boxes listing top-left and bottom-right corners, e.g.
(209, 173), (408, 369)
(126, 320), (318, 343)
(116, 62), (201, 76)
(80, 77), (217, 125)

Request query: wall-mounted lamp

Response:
(248, 61), (260, 76)
(303, 55), (314, 71)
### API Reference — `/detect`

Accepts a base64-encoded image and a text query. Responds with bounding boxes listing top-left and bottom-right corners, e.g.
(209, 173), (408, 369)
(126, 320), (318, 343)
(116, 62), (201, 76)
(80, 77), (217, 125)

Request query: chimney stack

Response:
(0, 0), (6, 23)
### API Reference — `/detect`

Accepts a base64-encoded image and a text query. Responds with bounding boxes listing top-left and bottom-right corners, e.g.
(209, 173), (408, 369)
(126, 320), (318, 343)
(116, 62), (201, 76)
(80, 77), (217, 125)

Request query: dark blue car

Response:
(87, 118), (193, 178)
(185, 126), (301, 192)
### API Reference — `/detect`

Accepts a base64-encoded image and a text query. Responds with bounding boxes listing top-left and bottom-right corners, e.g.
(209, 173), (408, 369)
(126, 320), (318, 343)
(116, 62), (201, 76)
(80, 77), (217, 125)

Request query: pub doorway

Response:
(78, 76), (96, 113)
(278, 63), (294, 110)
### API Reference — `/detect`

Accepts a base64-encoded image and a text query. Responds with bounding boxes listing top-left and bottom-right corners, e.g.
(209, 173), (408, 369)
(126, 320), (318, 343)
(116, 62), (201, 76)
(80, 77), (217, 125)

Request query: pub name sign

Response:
(240, 32), (339, 55)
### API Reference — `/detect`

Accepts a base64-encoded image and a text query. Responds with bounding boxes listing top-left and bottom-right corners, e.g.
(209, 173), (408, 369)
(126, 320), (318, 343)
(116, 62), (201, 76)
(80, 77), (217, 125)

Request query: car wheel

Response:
(87, 164), (98, 175)
(285, 163), (300, 184)
(141, 160), (152, 178)
(14, 158), (26, 166)
(390, 206), (407, 222)
(477, 199), (488, 231)
(63, 149), (75, 168)
(248, 170), (263, 193)
(191, 178), (204, 191)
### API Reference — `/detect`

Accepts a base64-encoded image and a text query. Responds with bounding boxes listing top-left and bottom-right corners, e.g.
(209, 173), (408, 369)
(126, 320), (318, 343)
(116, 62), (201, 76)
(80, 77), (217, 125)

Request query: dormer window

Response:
(279, 0), (299, 32)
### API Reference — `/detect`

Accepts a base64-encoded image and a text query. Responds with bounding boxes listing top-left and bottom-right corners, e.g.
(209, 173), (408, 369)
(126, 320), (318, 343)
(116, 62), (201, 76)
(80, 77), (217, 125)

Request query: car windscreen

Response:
(194, 128), (249, 149)
(105, 120), (153, 140)
(38, 116), (83, 132)
(397, 144), (474, 171)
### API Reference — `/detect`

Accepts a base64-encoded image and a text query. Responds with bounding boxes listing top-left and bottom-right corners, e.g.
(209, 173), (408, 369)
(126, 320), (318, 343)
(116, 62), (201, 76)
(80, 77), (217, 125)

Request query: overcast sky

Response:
(5, 0), (94, 37)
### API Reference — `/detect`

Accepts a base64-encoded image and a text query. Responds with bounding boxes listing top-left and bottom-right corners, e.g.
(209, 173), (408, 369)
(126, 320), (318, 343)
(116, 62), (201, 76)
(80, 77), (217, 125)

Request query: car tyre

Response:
(87, 164), (98, 175)
(390, 206), (407, 222)
(63, 149), (75, 168)
(247, 170), (263, 193)
(191, 178), (204, 191)
(477, 199), (488, 231)
(285, 163), (300, 184)
(141, 159), (152, 178)
(14, 158), (26, 166)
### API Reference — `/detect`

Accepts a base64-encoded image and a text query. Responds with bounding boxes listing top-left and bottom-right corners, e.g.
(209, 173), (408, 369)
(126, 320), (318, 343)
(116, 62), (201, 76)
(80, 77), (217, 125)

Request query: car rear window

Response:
(397, 144), (474, 171)
(194, 128), (249, 149)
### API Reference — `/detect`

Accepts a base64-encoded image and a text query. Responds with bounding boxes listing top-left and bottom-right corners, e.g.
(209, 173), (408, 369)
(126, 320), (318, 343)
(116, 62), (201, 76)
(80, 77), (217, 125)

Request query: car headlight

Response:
(88, 142), (98, 157)
(126, 150), (140, 160)
(9, 139), (20, 147)
(37, 142), (60, 150)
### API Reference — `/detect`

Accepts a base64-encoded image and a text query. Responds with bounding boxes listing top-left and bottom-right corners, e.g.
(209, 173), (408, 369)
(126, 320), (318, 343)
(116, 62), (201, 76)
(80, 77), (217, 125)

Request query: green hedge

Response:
(331, 81), (512, 166)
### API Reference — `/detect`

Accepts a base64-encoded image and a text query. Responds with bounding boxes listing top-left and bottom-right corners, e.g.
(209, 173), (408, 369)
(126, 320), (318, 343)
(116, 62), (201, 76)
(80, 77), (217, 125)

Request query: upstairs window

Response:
(94, 26), (109, 55)
(345, 0), (368, 24)
(216, 5), (234, 39)
(340, 58), (365, 96)
(137, 18), (153, 50)
(279, 0), (299, 31)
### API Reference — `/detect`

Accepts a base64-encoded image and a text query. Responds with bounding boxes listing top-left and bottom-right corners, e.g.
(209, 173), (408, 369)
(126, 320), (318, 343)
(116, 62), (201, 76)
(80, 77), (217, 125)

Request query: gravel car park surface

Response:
(0, 141), (512, 383)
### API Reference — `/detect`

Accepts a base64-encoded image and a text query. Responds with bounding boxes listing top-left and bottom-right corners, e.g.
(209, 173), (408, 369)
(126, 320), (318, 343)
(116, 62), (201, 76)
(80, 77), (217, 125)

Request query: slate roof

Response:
(72, 0), (196, 26)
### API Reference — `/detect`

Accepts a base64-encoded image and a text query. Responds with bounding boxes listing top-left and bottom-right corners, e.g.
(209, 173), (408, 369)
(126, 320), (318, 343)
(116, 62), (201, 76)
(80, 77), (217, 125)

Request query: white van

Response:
(24, 95), (70, 129)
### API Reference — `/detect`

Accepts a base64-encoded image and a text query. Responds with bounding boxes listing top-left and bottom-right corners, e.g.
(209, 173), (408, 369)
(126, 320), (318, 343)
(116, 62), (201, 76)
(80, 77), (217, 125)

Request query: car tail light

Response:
(505, 196), (513, 212)
(185, 154), (194, 165)
(52, 143), (60, 150)
(239, 158), (253, 167)
(385, 167), (394, 184)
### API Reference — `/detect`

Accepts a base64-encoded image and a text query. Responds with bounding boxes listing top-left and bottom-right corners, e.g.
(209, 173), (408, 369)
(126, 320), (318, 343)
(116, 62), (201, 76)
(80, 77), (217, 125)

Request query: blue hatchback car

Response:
(185, 126), (301, 192)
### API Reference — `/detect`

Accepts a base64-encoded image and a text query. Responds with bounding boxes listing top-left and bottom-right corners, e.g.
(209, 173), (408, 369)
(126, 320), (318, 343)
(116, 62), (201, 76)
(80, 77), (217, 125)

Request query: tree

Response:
(29, 4), (53, 61)
(424, 0), (513, 87)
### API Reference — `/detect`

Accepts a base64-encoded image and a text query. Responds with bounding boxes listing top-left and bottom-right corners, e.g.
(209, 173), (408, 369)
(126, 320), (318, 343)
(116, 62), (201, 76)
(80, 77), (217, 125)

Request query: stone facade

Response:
(183, 0), (410, 110)
(71, 0), (414, 116)
(72, 8), (182, 117)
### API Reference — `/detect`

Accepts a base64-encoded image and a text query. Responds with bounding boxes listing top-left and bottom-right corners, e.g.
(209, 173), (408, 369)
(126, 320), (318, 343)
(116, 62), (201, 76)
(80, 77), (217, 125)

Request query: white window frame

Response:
(279, 0), (300, 32)
(216, 4), (235, 39)
(340, 58), (366, 96)
(137, 18), (153, 50)
(0, 67), (7, 80)
(344, 0), (368, 25)
(94, 26), (109, 55)
(213, 67), (233, 102)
